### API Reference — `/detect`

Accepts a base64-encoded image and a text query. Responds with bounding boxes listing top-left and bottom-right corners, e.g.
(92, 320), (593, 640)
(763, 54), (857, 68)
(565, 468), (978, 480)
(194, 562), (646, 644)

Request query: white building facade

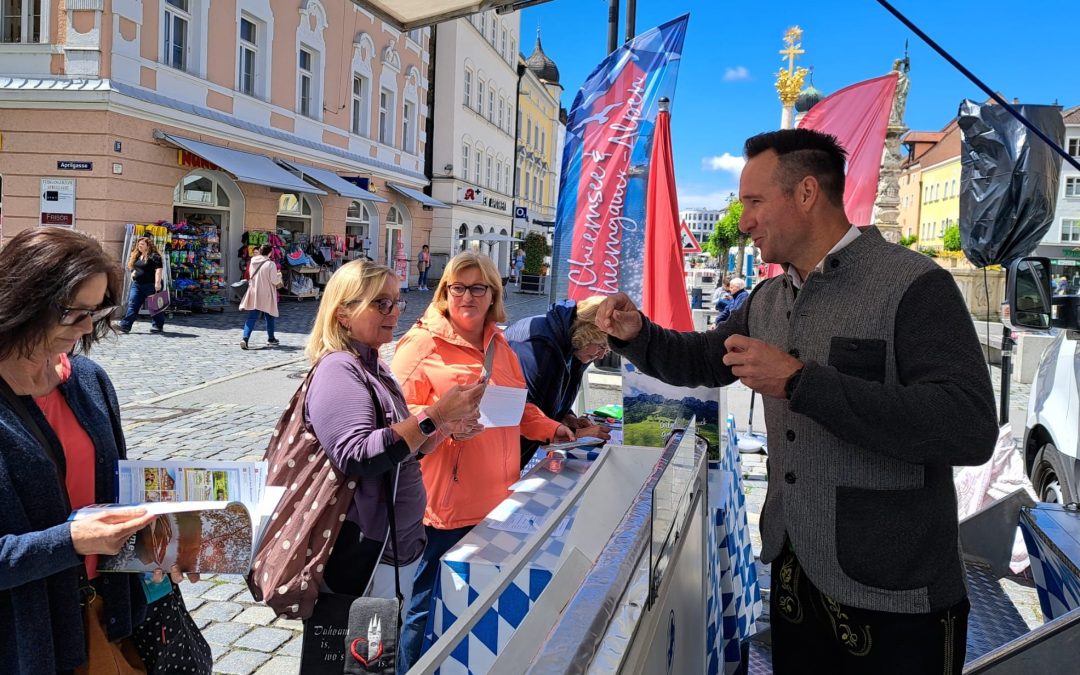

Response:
(428, 9), (520, 277)
(679, 208), (724, 244)
(1033, 106), (1080, 288)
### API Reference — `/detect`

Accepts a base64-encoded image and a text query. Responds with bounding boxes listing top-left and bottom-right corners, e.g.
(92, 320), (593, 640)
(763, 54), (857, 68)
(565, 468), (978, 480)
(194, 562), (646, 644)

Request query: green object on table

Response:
(591, 404), (623, 420)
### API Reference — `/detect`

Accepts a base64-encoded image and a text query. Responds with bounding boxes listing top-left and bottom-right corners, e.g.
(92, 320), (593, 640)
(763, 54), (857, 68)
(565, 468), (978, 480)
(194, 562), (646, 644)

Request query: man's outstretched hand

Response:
(595, 293), (643, 342)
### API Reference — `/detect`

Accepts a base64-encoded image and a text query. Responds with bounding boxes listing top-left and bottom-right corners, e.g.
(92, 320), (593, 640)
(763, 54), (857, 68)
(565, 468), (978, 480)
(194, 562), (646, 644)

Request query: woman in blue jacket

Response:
(505, 297), (613, 467)
(0, 227), (156, 673)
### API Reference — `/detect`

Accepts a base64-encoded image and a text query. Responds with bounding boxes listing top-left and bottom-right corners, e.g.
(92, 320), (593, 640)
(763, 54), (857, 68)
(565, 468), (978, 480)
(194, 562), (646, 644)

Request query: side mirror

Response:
(1005, 257), (1052, 330)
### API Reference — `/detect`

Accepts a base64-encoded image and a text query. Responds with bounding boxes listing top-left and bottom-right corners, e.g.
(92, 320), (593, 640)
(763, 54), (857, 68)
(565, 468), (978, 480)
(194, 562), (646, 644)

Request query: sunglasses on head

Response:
(58, 304), (118, 326)
(447, 283), (490, 297)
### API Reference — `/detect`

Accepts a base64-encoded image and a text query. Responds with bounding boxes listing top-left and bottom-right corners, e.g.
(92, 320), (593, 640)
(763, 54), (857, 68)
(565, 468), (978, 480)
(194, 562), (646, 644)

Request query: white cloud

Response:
(723, 66), (750, 82)
(676, 188), (737, 211)
(701, 153), (746, 177)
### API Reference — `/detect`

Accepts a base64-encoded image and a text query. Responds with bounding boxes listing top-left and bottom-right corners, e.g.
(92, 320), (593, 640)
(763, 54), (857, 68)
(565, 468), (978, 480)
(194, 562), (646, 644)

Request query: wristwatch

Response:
(416, 410), (438, 437)
(784, 367), (804, 400)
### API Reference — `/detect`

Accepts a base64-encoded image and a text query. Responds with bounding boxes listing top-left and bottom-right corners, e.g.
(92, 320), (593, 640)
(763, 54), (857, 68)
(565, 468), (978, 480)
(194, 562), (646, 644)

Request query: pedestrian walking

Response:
(239, 244), (282, 350)
(118, 232), (165, 334)
(597, 128), (997, 674)
(417, 244), (432, 291)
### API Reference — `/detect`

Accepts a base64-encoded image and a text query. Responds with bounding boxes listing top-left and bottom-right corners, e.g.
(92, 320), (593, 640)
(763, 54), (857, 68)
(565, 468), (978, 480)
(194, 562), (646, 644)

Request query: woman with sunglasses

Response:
(391, 251), (575, 671)
(302, 260), (484, 626)
(118, 232), (165, 334)
(0, 227), (159, 673)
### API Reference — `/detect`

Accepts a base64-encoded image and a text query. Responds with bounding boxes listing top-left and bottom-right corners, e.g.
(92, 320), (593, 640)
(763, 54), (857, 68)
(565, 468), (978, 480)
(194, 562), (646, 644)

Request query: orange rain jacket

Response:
(390, 305), (562, 530)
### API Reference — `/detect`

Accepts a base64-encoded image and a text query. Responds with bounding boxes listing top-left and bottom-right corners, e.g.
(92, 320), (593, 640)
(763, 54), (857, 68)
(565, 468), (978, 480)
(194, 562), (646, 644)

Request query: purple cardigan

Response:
(305, 344), (426, 565)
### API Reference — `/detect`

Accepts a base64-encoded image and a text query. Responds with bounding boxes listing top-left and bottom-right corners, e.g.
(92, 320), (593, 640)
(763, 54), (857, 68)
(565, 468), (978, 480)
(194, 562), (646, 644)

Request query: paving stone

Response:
(274, 617), (304, 631)
(278, 635), (303, 657)
(213, 649), (271, 675)
(178, 580), (215, 598)
(201, 583), (249, 601)
(233, 605), (279, 625)
(234, 627), (293, 653)
(201, 620), (251, 645)
(253, 656), (302, 674)
(191, 601), (243, 623)
(184, 596), (205, 611)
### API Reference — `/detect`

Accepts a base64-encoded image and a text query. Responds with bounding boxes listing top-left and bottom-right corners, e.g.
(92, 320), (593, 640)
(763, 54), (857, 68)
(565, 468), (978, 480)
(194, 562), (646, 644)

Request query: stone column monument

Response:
(871, 51), (911, 244)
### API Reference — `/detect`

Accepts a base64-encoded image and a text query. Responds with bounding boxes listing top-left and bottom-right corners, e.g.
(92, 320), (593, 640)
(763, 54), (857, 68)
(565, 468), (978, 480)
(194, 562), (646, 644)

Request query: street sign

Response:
(679, 220), (702, 254)
(57, 160), (93, 171)
(40, 177), (76, 227)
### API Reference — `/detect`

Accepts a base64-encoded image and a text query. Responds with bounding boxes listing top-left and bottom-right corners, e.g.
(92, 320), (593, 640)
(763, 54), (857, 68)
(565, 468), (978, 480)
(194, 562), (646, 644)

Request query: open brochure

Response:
(69, 460), (285, 575)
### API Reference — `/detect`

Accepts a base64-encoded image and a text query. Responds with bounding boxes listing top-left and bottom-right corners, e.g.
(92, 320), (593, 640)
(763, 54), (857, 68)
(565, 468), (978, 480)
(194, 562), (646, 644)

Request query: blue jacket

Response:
(0, 355), (146, 673)
(716, 288), (749, 324)
(505, 300), (589, 463)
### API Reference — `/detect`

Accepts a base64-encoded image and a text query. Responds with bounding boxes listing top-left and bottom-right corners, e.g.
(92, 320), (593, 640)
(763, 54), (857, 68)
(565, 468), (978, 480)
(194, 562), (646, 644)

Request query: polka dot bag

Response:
(133, 583), (212, 674)
(245, 358), (359, 620)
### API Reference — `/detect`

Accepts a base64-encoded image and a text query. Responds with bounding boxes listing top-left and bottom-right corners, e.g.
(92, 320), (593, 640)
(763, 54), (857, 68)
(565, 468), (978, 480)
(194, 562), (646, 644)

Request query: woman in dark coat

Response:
(505, 297), (613, 467)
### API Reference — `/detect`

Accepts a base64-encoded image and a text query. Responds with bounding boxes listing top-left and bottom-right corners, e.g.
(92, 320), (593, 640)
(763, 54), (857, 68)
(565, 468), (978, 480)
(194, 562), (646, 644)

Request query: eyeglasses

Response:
(582, 343), (610, 360)
(371, 298), (407, 315)
(58, 304), (118, 326)
(447, 283), (491, 298)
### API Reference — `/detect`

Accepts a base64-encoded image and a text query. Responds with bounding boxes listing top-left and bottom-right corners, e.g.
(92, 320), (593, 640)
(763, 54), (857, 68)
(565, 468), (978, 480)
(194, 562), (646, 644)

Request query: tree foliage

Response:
(704, 198), (744, 259)
(522, 232), (550, 274)
(943, 225), (962, 252)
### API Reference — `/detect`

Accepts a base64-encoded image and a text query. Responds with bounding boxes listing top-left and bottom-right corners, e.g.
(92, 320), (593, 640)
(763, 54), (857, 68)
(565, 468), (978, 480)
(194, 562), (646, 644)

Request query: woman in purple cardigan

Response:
(302, 260), (484, 610)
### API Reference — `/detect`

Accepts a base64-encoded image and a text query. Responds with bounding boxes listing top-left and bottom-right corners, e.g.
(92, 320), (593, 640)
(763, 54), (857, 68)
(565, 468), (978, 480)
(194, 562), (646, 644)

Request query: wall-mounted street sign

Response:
(40, 177), (76, 227)
(57, 160), (93, 171)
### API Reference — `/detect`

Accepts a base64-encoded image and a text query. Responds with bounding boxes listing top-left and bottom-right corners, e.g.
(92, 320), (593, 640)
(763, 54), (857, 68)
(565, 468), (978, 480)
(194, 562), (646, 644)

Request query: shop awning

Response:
(156, 132), (326, 195)
(388, 183), (449, 209)
(350, 1), (553, 30)
(277, 160), (388, 203)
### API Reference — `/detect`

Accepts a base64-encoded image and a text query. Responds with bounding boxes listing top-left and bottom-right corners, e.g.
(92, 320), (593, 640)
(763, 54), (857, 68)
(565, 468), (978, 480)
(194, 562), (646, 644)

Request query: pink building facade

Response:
(0, 0), (443, 286)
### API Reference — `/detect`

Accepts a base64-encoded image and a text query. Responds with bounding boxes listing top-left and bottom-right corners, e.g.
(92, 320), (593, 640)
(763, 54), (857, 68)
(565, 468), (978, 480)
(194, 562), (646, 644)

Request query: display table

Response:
(1020, 503), (1080, 621)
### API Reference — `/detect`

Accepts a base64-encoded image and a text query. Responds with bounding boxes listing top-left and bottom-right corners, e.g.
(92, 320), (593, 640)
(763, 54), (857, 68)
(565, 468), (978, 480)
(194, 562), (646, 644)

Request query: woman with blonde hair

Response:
(118, 232), (165, 334)
(505, 296), (614, 468)
(301, 260), (483, 619)
(391, 251), (575, 669)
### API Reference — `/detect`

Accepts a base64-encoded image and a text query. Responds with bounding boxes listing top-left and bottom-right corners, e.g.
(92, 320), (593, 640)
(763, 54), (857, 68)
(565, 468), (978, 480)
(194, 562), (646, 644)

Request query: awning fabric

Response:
(462, 233), (521, 243)
(350, 1), (554, 30)
(158, 133), (326, 195)
(388, 183), (449, 208)
(277, 160), (388, 203)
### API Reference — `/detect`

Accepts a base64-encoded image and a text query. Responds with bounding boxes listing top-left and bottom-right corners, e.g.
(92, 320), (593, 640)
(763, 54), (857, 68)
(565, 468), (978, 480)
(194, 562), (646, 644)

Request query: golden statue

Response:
(775, 26), (808, 107)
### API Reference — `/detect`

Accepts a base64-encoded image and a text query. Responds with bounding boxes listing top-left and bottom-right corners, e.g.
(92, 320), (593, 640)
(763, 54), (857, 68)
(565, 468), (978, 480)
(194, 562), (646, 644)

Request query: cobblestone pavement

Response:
(88, 304), (1043, 673)
(91, 287), (555, 674)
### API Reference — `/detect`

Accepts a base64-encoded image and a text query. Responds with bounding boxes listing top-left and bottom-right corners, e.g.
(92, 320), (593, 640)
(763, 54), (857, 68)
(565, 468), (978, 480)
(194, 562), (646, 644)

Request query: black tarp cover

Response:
(958, 101), (1064, 267)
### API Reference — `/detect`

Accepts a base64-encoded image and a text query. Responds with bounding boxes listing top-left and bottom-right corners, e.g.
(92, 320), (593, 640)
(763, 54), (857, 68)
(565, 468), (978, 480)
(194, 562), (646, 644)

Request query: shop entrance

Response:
(385, 204), (411, 288)
(172, 171), (244, 283)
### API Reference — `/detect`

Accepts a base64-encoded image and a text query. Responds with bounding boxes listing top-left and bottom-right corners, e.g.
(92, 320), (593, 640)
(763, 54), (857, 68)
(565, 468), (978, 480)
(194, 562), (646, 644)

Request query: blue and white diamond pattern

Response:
(1020, 509), (1080, 621)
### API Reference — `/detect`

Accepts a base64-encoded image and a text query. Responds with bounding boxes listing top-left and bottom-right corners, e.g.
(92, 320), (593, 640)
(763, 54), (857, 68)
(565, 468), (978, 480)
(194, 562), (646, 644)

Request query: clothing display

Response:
(165, 220), (227, 312)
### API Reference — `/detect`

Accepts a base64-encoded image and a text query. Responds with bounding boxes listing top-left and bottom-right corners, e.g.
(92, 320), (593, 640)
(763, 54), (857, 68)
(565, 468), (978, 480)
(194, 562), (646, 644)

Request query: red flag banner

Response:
(642, 109), (694, 331)
(797, 73), (898, 227)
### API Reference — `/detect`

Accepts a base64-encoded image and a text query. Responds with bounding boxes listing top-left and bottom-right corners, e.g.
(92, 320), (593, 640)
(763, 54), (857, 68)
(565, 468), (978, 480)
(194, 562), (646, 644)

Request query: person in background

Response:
(505, 297), (613, 468)
(514, 248), (526, 285)
(239, 244), (283, 350)
(118, 232), (165, 334)
(391, 251), (574, 670)
(713, 276), (734, 314)
(715, 276), (748, 325)
(302, 260), (483, 625)
(0, 226), (156, 673)
(417, 244), (432, 291)
(596, 128), (997, 674)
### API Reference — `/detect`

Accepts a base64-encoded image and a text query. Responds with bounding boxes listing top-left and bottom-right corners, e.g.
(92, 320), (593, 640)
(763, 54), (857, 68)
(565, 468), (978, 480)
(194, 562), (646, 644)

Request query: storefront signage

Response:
(1062, 248), (1080, 258)
(57, 160), (93, 171)
(483, 196), (508, 212)
(342, 176), (371, 191)
(178, 149), (219, 171)
(40, 177), (76, 227)
(458, 186), (483, 204)
(514, 205), (528, 220)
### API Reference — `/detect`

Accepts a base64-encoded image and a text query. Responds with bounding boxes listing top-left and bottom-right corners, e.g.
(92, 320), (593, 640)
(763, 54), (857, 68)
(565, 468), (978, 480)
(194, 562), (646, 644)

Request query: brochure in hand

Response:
(69, 460), (284, 575)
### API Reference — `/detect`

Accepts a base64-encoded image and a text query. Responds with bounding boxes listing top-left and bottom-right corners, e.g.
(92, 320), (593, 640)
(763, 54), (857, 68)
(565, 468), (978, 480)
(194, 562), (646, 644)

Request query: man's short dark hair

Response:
(744, 129), (848, 209)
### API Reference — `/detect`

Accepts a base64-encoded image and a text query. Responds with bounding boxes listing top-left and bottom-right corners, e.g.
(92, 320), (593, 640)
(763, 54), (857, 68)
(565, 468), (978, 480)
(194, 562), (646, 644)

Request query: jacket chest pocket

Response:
(828, 337), (886, 383)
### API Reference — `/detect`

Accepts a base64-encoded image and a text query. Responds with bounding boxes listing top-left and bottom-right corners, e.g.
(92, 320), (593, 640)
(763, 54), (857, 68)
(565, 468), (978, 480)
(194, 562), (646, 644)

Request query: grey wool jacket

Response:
(614, 227), (998, 613)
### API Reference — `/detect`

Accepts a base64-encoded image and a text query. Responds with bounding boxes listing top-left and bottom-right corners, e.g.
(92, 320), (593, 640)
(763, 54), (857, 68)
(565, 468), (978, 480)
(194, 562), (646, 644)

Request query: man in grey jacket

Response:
(597, 128), (997, 674)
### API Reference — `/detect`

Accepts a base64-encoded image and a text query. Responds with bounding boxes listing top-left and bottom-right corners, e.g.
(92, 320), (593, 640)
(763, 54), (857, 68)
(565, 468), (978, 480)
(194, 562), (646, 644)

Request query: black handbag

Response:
(132, 584), (213, 674)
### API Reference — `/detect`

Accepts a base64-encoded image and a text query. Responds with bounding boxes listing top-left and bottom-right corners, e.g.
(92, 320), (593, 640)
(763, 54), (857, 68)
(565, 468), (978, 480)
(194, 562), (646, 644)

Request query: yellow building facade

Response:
(919, 158), (961, 250)
(515, 34), (563, 237)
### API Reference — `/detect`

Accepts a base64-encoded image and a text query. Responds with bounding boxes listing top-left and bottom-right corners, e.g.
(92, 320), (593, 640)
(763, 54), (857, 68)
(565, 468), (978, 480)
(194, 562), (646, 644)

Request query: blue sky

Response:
(520, 0), (1079, 210)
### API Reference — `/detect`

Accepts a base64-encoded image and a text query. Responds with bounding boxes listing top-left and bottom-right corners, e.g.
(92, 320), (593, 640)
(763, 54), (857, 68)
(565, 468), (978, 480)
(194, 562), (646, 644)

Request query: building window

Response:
(495, 160), (503, 192)
(298, 48), (314, 117)
(463, 68), (472, 107)
(1, 0), (42, 43)
(346, 201), (371, 240)
(475, 149), (482, 184)
(379, 88), (394, 145)
(487, 90), (495, 121)
(402, 100), (415, 154)
(526, 119), (532, 147)
(540, 129), (546, 155)
(462, 143), (471, 182)
(498, 96), (505, 129)
(238, 17), (257, 96)
(1067, 177), (1080, 198)
(500, 26), (507, 56)
(1063, 219), (1080, 243)
(505, 165), (511, 194)
(163, 0), (190, 70)
(1069, 138), (1080, 157)
(477, 78), (486, 113)
(352, 75), (368, 135)
(407, 28), (421, 44)
(488, 16), (496, 43)
(486, 155), (493, 187)
(479, 12), (486, 37)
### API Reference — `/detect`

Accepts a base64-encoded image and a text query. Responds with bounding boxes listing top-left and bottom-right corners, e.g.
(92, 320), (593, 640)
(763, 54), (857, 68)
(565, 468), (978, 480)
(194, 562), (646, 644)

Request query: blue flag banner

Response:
(552, 15), (689, 304)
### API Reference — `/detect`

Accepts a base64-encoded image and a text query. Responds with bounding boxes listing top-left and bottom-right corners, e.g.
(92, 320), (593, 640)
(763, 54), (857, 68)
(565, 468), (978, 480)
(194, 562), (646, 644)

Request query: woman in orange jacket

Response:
(391, 251), (573, 669)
